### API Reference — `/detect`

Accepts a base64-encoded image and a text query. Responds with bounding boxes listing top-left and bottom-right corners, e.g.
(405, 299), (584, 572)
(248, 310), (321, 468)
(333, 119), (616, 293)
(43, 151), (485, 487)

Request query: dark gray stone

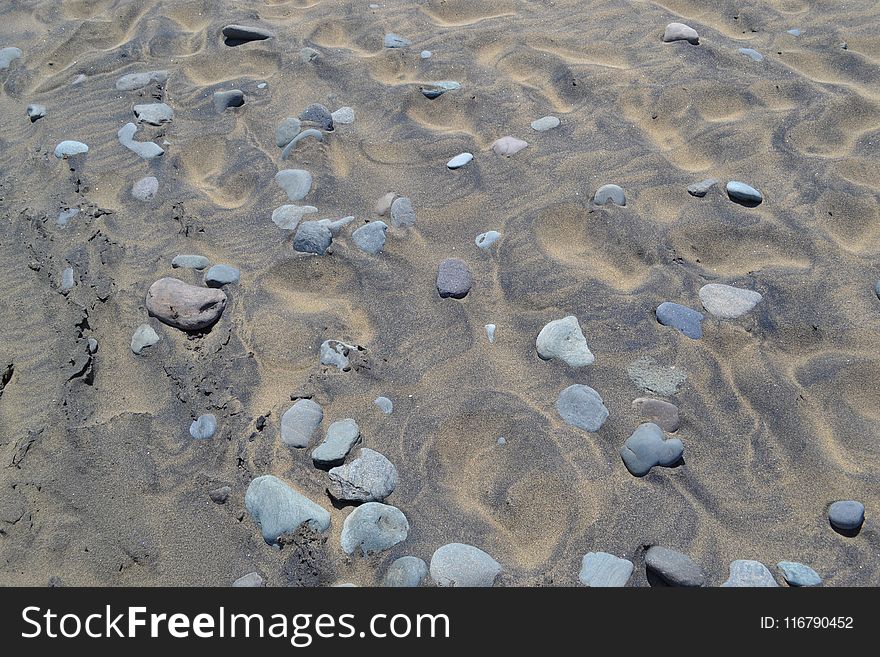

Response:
(656, 302), (704, 339)
(436, 258), (473, 299)
(299, 103), (334, 131)
(340, 502), (409, 556)
(294, 221), (333, 255)
(556, 384), (609, 432)
(27, 104), (46, 122)
(245, 475), (331, 544)
(222, 24), (274, 46)
(620, 423), (683, 476)
(328, 448), (398, 503)
(828, 500), (865, 532)
(726, 181), (763, 205)
(687, 179), (717, 197)
(214, 89), (245, 112)
(430, 543), (501, 587)
(645, 546), (705, 587)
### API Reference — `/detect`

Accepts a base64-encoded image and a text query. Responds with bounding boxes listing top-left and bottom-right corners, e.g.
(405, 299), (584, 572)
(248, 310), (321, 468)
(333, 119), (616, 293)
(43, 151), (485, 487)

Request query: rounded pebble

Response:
(131, 176), (159, 201)
(579, 552), (634, 587)
(536, 316), (595, 367)
(430, 543), (501, 587)
(383, 556), (428, 587)
(828, 500), (865, 533)
(619, 423), (684, 476)
(189, 414), (217, 440)
(698, 284), (762, 319)
(340, 502), (409, 556)
(556, 384), (609, 432)
(531, 116), (559, 131)
(245, 474), (331, 544)
(447, 152), (473, 169)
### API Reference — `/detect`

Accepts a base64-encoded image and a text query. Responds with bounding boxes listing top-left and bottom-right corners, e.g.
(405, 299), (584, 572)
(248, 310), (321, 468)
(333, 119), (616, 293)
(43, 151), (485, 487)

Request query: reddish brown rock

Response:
(632, 398), (680, 433)
(146, 277), (227, 331)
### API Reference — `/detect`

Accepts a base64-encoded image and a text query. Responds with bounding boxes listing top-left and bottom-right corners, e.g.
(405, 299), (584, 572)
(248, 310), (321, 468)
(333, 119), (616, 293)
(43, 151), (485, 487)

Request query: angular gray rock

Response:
(275, 169), (312, 201)
(312, 418), (361, 468)
(687, 179), (717, 197)
(146, 278), (227, 331)
(133, 103), (173, 125)
(222, 24), (274, 46)
(299, 103), (334, 131)
(645, 546), (705, 587)
(340, 502), (409, 556)
(698, 284), (762, 319)
(131, 324), (160, 355)
(383, 556), (428, 587)
(663, 22), (699, 44)
(430, 543), (501, 587)
(536, 316), (594, 367)
(352, 221), (388, 254)
(656, 302), (704, 339)
(293, 221), (333, 255)
(556, 384), (609, 432)
(281, 399), (324, 448)
(722, 560), (779, 587)
(245, 475), (330, 544)
(328, 448), (398, 502)
(777, 561), (821, 587)
(436, 258), (473, 299)
(320, 340), (354, 370)
(620, 423), (684, 476)
(118, 123), (164, 159)
(272, 204), (318, 230)
(189, 414), (217, 439)
(204, 264), (240, 287)
(579, 552), (634, 587)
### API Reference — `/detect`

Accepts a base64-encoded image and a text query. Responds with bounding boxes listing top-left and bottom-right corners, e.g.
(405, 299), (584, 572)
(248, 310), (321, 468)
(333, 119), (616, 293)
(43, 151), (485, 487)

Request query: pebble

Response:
(627, 356), (687, 396)
(620, 423), (684, 476)
(497, 436), (506, 445)
(280, 129), (324, 159)
(312, 419), (361, 468)
(0, 46), (22, 69)
(593, 184), (626, 206)
(118, 123), (164, 159)
(485, 324), (496, 343)
(384, 33), (411, 48)
(87, 338), (98, 354)
(257, 82), (267, 89)
(300, 47), (320, 62)
(663, 22), (699, 44)
(430, 543), (501, 587)
(738, 48), (764, 61)
(115, 70), (169, 91)
(275, 169), (312, 201)
(579, 552), (634, 587)
(390, 196), (416, 227)
(726, 181), (763, 205)
(275, 117), (302, 148)
(374, 397), (393, 414)
(60, 267), (75, 293)
(320, 340), (354, 370)
(232, 572), (264, 587)
(245, 475), (330, 544)
(828, 500), (865, 533)
(787, 28), (802, 37)
(328, 448), (398, 502)
(27, 104), (46, 122)
(222, 24), (274, 46)
(54, 141), (89, 158)
(172, 254), (210, 270)
(340, 502), (409, 556)
(272, 204), (318, 230)
(656, 302), (704, 339)
(146, 278), (227, 331)
(420, 50), (432, 59)
(209, 486), (231, 504)
(352, 221), (388, 254)
(536, 316), (594, 367)
(632, 398), (680, 432)
(131, 176), (159, 201)
(556, 384), (609, 432)
(281, 399), (324, 448)
(687, 178), (717, 197)
(189, 414), (217, 440)
(57, 208), (80, 227)
(447, 152), (473, 169)
(491, 136), (528, 156)
(722, 560), (779, 587)
(420, 81), (460, 99)
(645, 546), (705, 587)
(531, 116), (559, 131)
(436, 258), (473, 299)
(299, 103), (334, 131)
(130, 324), (160, 355)
(133, 102), (173, 125)
(331, 106), (355, 125)
(213, 89), (245, 111)
(475, 230), (500, 250)
(698, 283), (762, 319)
(383, 556), (428, 587)
(777, 561), (821, 587)
(204, 264), (240, 288)
(293, 221), (333, 255)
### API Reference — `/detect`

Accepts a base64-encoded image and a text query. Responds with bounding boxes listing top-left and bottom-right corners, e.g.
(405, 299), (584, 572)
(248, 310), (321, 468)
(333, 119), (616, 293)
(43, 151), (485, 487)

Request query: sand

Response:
(0, 0), (879, 586)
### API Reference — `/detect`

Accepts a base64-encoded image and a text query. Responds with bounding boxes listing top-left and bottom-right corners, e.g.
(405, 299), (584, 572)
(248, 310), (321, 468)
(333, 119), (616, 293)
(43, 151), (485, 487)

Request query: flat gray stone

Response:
(492, 136), (528, 156)
(0, 46), (22, 69)
(556, 384), (609, 432)
(476, 231), (501, 250)
(312, 418), (361, 468)
(579, 552), (634, 587)
(331, 106), (355, 125)
(420, 50), (432, 59)
(300, 47), (320, 62)
(133, 102), (173, 125)
(645, 546), (705, 586)
(420, 80), (460, 99)
(189, 414), (217, 439)
(726, 181), (763, 205)
(54, 141), (88, 158)
(204, 264), (240, 287)
(383, 556), (428, 587)
(222, 24), (274, 46)
(632, 398), (680, 433)
(213, 89), (245, 111)
(118, 123), (164, 159)
(27, 104), (46, 122)
(787, 29), (802, 37)
(437, 258), (472, 299)
(131, 324), (160, 355)
(663, 22), (699, 44)
(317, 216), (353, 237)
(656, 302), (704, 339)
(593, 184), (626, 206)
(536, 316), (594, 367)
(374, 397), (393, 414)
(352, 221), (388, 254)
(57, 208), (80, 227)
(293, 221), (332, 255)
(275, 117), (301, 148)
(531, 116), (559, 131)
(828, 500), (865, 532)
(390, 196), (416, 227)
(146, 277), (227, 331)
(281, 399), (323, 448)
(430, 543), (501, 587)
(620, 423), (684, 476)
(320, 340), (354, 370)
(777, 561), (821, 587)
(272, 204), (318, 230)
(384, 33), (411, 48)
(722, 560), (779, 587)
(688, 178), (717, 197)
(60, 267), (74, 293)
(281, 129), (324, 159)
(328, 448), (398, 502)
(340, 502), (409, 555)
(739, 47), (764, 61)
(447, 152), (473, 169)
(699, 283), (762, 319)
(172, 254), (210, 270)
(132, 176), (159, 201)
(245, 474), (330, 544)
(486, 324), (496, 343)
(275, 169), (312, 201)
(627, 357), (687, 396)
(116, 70), (169, 91)
(232, 572), (264, 587)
